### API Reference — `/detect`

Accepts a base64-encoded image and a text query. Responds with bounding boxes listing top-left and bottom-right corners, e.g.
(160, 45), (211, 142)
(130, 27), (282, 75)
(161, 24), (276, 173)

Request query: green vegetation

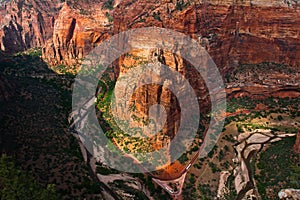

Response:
(235, 122), (298, 134)
(152, 11), (162, 22)
(102, 0), (114, 10)
(218, 149), (225, 161)
(236, 123), (244, 133)
(227, 62), (297, 83)
(109, 180), (149, 200)
(255, 136), (300, 199)
(96, 164), (119, 175)
(207, 145), (217, 158)
(290, 164), (300, 188)
(0, 48), (103, 198)
(223, 174), (237, 200)
(227, 96), (300, 114)
(226, 97), (256, 113)
(131, 174), (171, 200)
(52, 64), (77, 74)
(183, 173), (199, 199)
(14, 47), (42, 57)
(197, 184), (214, 200)
(225, 96), (300, 127)
(175, 0), (190, 11)
(95, 70), (160, 158)
(208, 162), (220, 173)
(270, 125), (298, 134)
(178, 153), (189, 164)
(0, 155), (59, 200)
(105, 12), (113, 22)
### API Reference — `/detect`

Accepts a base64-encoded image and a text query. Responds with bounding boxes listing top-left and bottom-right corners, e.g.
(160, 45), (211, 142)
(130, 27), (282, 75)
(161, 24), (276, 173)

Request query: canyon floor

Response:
(1, 47), (300, 200)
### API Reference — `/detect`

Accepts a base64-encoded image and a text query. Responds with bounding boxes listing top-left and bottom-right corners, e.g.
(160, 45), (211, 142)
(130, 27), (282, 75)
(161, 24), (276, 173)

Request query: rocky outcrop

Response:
(114, 0), (300, 72)
(43, 0), (300, 180)
(42, 1), (112, 67)
(278, 189), (300, 199)
(225, 62), (300, 99)
(0, 0), (62, 53)
(43, 0), (300, 71)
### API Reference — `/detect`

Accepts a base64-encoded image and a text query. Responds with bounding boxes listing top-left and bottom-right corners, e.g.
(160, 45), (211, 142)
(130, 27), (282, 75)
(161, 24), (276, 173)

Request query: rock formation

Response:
(42, 0), (300, 72)
(41, 0), (300, 179)
(0, 0), (63, 53)
(278, 189), (300, 199)
(1, 1), (300, 198)
(42, 0), (112, 67)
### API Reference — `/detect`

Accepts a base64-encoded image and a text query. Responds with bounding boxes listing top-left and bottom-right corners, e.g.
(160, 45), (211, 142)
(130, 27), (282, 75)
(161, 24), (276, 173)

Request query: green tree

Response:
(0, 155), (59, 200)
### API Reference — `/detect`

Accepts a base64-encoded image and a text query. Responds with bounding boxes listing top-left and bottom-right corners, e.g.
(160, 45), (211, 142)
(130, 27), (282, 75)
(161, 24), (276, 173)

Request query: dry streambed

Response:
(217, 129), (297, 199)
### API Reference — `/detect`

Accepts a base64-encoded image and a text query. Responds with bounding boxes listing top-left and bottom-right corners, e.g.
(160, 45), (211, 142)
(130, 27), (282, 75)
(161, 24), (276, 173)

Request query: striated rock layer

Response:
(41, 0), (300, 178)
(0, 0), (62, 53)
(42, 0), (300, 72)
(42, 0), (300, 150)
(42, 1), (112, 67)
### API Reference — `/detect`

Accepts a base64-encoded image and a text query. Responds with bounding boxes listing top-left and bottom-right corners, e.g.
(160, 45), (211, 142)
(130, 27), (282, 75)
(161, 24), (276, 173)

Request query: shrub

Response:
(277, 115), (283, 121)
(102, 0), (114, 10)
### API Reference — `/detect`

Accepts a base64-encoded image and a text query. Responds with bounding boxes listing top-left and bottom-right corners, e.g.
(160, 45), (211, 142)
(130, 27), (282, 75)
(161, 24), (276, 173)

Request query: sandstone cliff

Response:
(41, 0), (300, 179)
(0, 0), (62, 53)
(43, 0), (300, 72)
(42, 1), (112, 67)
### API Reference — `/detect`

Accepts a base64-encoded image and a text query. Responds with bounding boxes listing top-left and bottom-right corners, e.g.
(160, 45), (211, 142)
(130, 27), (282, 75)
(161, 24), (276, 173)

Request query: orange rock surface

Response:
(0, 0), (63, 53)
(42, 0), (300, 71)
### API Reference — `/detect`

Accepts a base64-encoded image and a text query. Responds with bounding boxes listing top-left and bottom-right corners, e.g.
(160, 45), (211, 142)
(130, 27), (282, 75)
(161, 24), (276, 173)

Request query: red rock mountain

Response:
(40, 0), (300, 162)
(1, 0), (299, 153)
(42, 0), (112, 66)
(0, 0), (62, 53)
(42, 0), (300, 72)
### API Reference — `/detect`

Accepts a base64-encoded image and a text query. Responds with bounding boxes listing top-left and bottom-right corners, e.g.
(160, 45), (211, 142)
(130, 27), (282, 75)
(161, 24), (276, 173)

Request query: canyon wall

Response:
(42, 0), (300, 72)
(42, 1), (112, 66)
(41, 0), (300, 168)
(0, 0), (62, 53)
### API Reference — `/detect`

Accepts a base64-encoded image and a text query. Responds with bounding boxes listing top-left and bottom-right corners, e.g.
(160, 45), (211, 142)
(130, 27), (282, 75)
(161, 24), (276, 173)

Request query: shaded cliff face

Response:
(0, 0), (62, 53)
(42, 1), (112, 67)
(43, 0), (300, 71)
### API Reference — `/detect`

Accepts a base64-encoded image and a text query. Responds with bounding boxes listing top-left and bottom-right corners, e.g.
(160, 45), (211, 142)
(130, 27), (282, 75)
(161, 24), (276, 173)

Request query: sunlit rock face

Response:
(42, 0), (299, 71)
(0, 0), (63, 53)
(42, 1), (111, 67)
(115, 47), (208, 138)
(41, 0), (299, 173)
(42, 0), (300, 150)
